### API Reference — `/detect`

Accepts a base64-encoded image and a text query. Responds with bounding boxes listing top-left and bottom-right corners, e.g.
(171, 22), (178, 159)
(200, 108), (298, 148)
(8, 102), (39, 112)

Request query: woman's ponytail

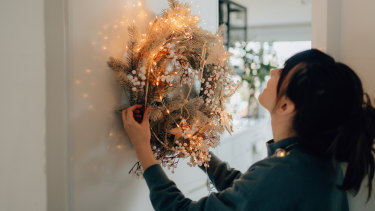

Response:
(340, 93), (375, 201)
(278, 49), (375, 201)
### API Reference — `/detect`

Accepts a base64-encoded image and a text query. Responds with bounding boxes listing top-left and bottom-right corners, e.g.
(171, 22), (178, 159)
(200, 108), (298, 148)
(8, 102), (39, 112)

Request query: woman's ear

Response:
(276, 96), (296, 116)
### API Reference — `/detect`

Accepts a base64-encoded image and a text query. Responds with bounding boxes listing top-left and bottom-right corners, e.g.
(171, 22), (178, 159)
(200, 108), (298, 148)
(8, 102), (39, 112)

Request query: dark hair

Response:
(277, 49), (375, 201)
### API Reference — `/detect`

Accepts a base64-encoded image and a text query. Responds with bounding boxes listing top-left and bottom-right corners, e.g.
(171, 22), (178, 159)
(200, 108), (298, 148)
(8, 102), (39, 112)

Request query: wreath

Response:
(108, 0), (238, 175)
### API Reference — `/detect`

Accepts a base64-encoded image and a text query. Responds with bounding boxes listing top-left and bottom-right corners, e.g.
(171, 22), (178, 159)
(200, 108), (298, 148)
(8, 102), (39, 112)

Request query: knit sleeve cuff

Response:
(143, 164), (171, 189)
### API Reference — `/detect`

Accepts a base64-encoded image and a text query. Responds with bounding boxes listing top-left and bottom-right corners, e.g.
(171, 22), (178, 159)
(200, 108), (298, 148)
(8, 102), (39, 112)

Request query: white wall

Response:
(339, 1), (375, 208)
(312, 0), (375, 111)
(66, 0), (218, 210)
(235, 0), (312, 41)
(0, 0), (47, 211)
(312, 0), (375, 210)
(239, 0), (311, 26)
(45, 0), (69, 210)
(340, 0), (375, 97)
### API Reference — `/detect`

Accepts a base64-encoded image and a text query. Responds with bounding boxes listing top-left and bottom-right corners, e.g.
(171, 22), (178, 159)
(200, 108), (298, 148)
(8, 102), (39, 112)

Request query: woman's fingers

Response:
(122, 109), (132, 130)
(128, 104), (143, 112)
(126, 107), (137, 123)
(126, 105), (146, 123)
(145, 107), (151, 119)
(142, 107), (152, 124)
(122, 105), (150, 126)
(134, 114), (142, 120)
(122, 109), (127, 121)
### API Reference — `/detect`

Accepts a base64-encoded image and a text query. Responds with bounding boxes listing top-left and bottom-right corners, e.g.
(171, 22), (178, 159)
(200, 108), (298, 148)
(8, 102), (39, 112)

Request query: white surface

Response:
(312, 0), (375, 209)
(237, 0), (311, 26)
(45, 0), (69, 210)
(215, 118), (273, 172)
(0, 0), (47, 211)
(67, 0), (218, 210)
(235, 0), (312, 41)
(340, 0), (375, 98)
(339, 1), (375, 209)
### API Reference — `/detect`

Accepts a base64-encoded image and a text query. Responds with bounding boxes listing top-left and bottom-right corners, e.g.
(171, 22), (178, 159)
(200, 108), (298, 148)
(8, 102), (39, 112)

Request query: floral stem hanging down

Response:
(108, 0), (238, 176)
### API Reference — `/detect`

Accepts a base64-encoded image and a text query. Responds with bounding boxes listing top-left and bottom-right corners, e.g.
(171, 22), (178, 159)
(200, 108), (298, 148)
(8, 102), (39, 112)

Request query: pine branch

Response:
(107, 57), (129, 73)
(126, 25), (140, 70)
(168, 0), (178, 8)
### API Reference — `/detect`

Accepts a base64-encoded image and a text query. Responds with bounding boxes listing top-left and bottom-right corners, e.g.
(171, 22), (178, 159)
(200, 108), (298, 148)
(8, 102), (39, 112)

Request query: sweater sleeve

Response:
(143, 164), (248, 211)
(198, 152), (242, 191)
(142, 149), (350, 211)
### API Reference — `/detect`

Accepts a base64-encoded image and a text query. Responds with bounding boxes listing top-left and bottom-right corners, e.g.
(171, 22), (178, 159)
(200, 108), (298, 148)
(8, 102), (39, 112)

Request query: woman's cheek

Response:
(258, 90), (266, 107)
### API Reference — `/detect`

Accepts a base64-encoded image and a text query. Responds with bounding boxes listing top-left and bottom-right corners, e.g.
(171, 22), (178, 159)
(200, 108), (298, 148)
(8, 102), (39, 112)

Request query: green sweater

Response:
(143, 137), (349, 211)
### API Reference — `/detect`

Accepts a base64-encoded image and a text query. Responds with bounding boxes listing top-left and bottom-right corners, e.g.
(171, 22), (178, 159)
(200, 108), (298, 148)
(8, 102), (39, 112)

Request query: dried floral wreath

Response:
(108, 0), (238, 175)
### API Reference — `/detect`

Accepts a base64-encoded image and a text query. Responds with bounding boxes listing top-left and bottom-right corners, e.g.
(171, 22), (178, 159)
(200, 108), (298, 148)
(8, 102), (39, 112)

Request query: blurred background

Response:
(1, 0), (374, 210)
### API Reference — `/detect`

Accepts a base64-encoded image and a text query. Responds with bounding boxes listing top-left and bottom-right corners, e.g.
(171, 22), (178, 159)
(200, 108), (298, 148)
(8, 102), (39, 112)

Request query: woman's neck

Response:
(271, 116), (296, 142)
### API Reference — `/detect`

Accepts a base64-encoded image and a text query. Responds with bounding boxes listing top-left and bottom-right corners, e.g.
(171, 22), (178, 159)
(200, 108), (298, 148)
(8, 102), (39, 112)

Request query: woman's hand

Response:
(122, 105), (157, 170)
(122, 105), (152, 150)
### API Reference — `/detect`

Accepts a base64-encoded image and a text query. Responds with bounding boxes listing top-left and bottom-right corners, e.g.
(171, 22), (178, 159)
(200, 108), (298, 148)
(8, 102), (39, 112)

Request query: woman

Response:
(122, 49), (375, 210)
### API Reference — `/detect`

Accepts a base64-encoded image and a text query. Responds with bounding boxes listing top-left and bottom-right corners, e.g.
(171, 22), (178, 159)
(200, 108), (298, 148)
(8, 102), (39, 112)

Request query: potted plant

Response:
(232, 42), (278, 118)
